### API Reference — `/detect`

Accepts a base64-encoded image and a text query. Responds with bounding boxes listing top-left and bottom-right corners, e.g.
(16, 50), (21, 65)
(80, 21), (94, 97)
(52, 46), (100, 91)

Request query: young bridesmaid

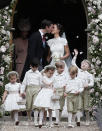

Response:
(2, 71), (22, 125)
(34, 65), (55, 127)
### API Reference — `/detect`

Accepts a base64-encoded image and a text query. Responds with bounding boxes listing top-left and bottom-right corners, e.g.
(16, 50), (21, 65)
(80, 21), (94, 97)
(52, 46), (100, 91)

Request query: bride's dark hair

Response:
(55, 23), (64, 36)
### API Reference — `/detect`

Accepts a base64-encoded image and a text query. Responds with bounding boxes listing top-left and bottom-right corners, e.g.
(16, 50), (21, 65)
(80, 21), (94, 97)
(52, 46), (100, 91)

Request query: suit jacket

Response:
(20, 31), (49, 81)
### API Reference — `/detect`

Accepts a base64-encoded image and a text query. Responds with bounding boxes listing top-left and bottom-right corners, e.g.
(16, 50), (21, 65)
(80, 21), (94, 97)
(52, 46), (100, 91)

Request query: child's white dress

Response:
(34, 75), (54, 109)
(4, 82), (25, 111)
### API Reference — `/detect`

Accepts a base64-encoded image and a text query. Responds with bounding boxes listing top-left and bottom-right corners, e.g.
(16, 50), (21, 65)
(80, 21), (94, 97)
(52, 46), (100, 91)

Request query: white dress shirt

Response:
(39, 29), (44, 38)
(65, 77), (84, 94)
(53, 71), (68, 89)
(21, 69), (42, 93)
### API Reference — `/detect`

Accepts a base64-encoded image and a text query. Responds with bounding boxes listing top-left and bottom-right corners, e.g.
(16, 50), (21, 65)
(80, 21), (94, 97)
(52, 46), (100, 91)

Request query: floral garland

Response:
(0, 0), (17, 100)
(0, 0), (102, 106)
(86, 0), (102, 108)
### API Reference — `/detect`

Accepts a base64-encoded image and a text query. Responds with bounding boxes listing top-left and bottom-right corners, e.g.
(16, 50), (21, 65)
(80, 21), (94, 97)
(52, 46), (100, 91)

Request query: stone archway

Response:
(0, 0), (102, 120)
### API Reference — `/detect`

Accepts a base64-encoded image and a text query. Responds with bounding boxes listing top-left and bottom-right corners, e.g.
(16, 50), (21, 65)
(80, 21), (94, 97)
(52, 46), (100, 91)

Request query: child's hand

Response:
(63, 86), (66, 90)
(64, 92), (67, 97)
(2, 99), (4, 104)
(49, 82), (53, 87)
(84, 84), (88, 89)
(74, 49), (78, 56)
(21, 93), (26, 99)
(74, 92), (79, 96)
(53, 88), (56, 93)
(84, 86), (88, 89)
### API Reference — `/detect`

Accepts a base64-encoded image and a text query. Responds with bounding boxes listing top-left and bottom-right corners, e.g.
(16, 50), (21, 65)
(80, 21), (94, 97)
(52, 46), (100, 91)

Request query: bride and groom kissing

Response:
(21, 19), (71, 81)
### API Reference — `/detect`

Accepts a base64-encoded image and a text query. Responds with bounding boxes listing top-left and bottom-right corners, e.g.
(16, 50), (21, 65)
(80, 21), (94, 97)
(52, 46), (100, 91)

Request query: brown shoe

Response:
(39, 125), (42, 128)
(15, 121), (19, 126)
(76, 122), (80, 126)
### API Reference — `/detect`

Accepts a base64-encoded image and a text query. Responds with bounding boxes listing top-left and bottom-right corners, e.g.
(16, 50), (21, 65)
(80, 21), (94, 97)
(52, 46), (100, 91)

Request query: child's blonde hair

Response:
(69, 65), (78, 75)
(55, 61), (65, 68)
(81, 59), (91, 68)
(7, 71), (19, 80)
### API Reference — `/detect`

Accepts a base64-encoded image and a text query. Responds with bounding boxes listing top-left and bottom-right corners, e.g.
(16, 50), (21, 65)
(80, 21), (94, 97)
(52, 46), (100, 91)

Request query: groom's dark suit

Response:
(20, 31), (49, 81)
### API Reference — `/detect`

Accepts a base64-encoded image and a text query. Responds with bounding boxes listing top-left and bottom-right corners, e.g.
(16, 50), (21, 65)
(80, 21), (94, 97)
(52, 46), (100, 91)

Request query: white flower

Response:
(96, 59), (101, 65)
(95, 92), (99, 97)
(100, 85), (102, 90)
(2, 55), (6, 59)
(5, 43), (9, 49)
(94, 77), (101, 82)
(0, 67), (4, 74)
(98, 14), (102, 20)
(4, 55), (11, 64)
(90, 88), (94, 93)
(92, 58), (96, 62)
(91, 69), (96, 74)
(0, 81), (3, 86)
(92, 36), (99, 44)
(94, 32), (98, 35)
(97, 82), (101, 87)
(100, 96), (102, 100)
(94, 19), (100, 23)
(1, 29), (6, 34)
(0, 45), (6, 53)
(7, 31), (10, 37)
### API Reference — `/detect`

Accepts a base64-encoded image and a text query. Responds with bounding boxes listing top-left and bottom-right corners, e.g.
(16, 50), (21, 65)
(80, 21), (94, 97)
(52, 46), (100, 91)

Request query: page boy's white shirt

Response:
(65, 77), (84, 94)
(21, 69), (42, 93)
(71, 56), (94, 88)
(53, 71), (68, 89)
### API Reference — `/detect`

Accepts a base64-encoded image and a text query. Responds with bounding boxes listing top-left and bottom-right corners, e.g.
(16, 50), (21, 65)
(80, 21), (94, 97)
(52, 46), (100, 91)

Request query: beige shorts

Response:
(83, 89), (90, 111)
(67, 93), (83, 113)
(26, 85), (40, 110)
(55, 88), (65, 111)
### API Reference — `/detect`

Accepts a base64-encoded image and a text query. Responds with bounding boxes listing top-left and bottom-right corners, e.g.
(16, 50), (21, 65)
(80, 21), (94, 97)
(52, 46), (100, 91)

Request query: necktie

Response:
(42, 35), (46, 48)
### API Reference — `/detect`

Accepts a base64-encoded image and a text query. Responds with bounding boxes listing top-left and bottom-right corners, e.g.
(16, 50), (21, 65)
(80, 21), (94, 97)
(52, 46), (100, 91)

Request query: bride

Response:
(47, 23), (71, 72)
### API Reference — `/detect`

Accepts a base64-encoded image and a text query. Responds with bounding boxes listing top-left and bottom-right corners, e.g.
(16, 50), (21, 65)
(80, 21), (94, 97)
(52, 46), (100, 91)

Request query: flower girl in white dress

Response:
(2, 71), (24, 125)
(34, 65), (55, 127)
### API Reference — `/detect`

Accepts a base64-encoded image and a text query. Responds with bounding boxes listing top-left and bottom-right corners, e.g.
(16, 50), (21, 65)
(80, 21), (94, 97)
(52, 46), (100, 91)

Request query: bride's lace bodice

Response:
(47, 37), (68, 59)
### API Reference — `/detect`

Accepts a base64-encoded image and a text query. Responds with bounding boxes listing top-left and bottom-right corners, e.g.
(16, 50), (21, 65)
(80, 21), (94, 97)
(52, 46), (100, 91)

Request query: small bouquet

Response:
(52, 53), (61, 62)
(51, 94), (60, 101)
(17, 96), (26, 105)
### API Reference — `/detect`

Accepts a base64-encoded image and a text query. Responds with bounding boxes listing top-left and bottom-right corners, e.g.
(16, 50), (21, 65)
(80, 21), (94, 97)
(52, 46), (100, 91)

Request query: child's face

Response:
(31, 66), (38, 72)
(10, 75), (17, 83)
(56, 65), (64, 74)
(70, 72), (77, 79)
(81, 61), (90, 71)
(46, 70), (54, 78)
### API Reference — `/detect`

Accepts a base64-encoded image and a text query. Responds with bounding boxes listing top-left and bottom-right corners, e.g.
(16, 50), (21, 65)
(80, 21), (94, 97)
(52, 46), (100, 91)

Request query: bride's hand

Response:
(60, 57), (64, 60)
(47, 56), (52, 63)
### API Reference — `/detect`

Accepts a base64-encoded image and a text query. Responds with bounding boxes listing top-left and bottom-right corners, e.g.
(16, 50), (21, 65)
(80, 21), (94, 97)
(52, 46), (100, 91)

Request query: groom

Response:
(21, 19), (53, 81)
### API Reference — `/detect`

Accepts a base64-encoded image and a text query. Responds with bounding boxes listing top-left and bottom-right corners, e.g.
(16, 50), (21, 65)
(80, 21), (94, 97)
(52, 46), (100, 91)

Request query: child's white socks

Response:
(55, 110), (60, 123)
(39, 110), (44, 125)
(14, 111), (18, 122)
(34, 110), (38, 125)
(68, 112), (72, 124)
